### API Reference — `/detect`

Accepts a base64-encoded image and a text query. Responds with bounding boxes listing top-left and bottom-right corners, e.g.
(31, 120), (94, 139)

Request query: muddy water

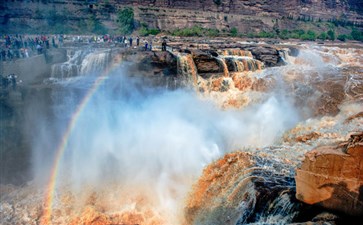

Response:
(0, 42), (362, 225)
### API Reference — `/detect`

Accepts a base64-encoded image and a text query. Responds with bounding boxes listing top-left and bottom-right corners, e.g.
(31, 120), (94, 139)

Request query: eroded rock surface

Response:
(295, 132), (363, 216)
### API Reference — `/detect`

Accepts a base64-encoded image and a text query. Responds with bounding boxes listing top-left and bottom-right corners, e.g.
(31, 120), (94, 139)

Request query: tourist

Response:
(58, 35), (63, 47)
(144, 41), (148, 51)
(136, 36), (140, 46)
(1, 48), (6, 61)
(52, 36), (56, 48)
(129, 37), (133, 46)
(7, 49), (13, 60)
(36, 44), (42, 54)
(45, 39), (50, 49)
(162, 39), (167, 51)
(149, 39), (152, 51)
(124, 38), (128, 47)
(24, 48), (29, 58)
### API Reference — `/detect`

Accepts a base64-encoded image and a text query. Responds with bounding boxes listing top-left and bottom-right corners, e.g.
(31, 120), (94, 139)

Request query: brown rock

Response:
(185, 152), (253, 225)
(191, 50), (221, 74)
(295, 132), (321, 143)
(295, 132), (363, 216)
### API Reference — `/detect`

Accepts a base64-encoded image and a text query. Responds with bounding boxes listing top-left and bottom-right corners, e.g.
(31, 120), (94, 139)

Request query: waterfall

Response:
(278, 49), (290, 65)
(80, 50), (111, 75)
(50, 49), (111, 80)
(51, 50), (85, 78)
(221, 49), (253, 58)
(214, 56), (230, 77)
(177, 53), (198, 85)
(225, 56), (264, 72)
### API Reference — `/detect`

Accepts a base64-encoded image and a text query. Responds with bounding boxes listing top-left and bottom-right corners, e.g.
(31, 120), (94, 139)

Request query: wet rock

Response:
(344, 111), (363, 124)
(294, 132), (321, 143)
(191, 50), (221, 74)
(185, 152), (254, 225)
(185, 152), (298, 225)
(295, 132), (363, 216)
(244, 46), (282, 67)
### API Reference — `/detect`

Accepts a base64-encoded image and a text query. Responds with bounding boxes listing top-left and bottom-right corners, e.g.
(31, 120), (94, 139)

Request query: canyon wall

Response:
(0, 0), (362, 34)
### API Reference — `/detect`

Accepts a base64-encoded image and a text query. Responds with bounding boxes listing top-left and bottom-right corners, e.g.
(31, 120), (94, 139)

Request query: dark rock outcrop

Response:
(245, 46), (283, 67)
(191, 51), (221, 74)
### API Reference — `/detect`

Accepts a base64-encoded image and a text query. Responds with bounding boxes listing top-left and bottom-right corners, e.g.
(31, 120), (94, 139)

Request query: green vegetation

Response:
(235, 27), (363, 42)
(351, 28), (363, 41)
(170, 26), (220, 37)
(327, 30), (335, 41)
(300, 30), (316, 41)
(318, 32), (327, 40)
(139, 27), (161, 36)
(337, 34), (348, 41)
(117, 7), (135, 34)
(86, 14), (107, 35)
(230, 27), (238, 37)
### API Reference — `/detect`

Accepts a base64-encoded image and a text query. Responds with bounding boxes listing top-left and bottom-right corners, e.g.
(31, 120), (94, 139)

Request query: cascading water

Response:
(225, 56), (264, 72)
(177, 53), (198, 85)
(1, 41), (362, 225)
(79, 50), (111, 75)
(50, 49), (111, 81)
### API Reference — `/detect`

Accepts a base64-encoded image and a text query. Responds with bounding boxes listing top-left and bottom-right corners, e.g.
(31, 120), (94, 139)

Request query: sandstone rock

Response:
(295, 132), (363, 216)
(185, 152), (254, 225)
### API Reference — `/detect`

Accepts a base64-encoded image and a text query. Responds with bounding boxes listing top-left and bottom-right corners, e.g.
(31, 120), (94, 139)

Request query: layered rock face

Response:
(295, 132), (363, 216)
(1, 0), (362, 33)
(114, 0), (363, 22)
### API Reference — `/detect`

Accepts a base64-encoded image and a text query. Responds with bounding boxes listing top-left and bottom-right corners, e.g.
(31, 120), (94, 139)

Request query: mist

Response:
(28, 63), (300, 223)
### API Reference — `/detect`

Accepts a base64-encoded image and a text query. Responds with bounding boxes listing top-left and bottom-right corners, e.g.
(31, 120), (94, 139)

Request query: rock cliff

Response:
(1, 0), (362, 34)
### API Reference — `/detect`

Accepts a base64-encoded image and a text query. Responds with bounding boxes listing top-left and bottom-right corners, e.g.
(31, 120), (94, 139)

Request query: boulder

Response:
(295, 132), (363, 216)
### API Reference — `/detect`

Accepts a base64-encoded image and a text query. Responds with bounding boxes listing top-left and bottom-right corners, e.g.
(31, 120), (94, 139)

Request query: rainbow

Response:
(41, 58), (121, 224)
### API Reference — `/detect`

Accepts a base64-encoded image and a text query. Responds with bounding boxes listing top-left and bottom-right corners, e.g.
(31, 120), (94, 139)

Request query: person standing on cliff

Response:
(1, 48), (6, 61)
(129, 37), (133, 47)
(136, 36), (140, 46)
(162, 39), (167, 51)
(144, 40), (148, 51)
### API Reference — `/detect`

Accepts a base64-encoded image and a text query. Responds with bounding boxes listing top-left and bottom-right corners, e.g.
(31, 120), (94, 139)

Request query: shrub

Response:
(351, 28), (363, 41)
(257, 31), (276, 38)
(139, 27), (160, 36)
(279, 29), (290, 39)
(230, 27), (238, 37)
(327, 30), (335, 41)
(318, 32), (327, 40)
(117, 7), (134, 34)
(170, 26), (219, 37)
(300, 30), (316, 41)
(337, 34), (347, 41)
